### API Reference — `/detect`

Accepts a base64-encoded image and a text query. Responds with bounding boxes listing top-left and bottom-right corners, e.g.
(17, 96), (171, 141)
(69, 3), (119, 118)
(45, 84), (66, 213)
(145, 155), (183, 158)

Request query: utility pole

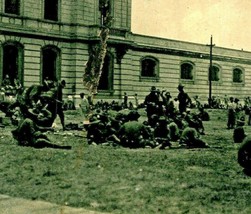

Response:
(207, 35), (215, 107)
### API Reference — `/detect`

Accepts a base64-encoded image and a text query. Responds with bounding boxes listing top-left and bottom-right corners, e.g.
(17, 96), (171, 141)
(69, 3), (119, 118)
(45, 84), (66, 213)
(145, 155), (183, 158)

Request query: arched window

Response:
(98, 52), (114, 91)
(1, 42), (24, 86)
(233, 67), (243, 83)
(5, 0), (20, 15)
(209, 65), (220, 81)
(141, 57), (159, 78)
(41, 46), (61, 83)
(181, 62), (194, 80)
(44, 0), (59, 21)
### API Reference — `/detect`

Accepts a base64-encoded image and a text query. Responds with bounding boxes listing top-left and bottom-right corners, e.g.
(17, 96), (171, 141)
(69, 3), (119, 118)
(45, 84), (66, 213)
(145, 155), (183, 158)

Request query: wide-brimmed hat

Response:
(150, 86), (157, 91)
(177, 84), (184, 90)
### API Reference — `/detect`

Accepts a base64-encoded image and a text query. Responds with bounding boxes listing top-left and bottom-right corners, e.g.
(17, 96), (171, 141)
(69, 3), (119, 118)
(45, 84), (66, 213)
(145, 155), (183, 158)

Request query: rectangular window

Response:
(44, 0), (58, 21)
(99, 0), (111, 25)
(5, 0), (20, 15)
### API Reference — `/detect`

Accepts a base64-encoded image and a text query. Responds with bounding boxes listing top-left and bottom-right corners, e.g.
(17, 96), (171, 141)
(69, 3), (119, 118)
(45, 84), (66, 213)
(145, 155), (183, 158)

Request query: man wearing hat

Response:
(144, 86), (159, 105)
(177, 84), (191, 114)
(144, 86), (161, 119)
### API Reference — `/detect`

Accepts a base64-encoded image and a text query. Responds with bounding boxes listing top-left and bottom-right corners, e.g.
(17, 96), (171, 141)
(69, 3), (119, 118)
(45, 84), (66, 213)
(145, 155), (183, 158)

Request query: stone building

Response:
(0, 0), (251, 104)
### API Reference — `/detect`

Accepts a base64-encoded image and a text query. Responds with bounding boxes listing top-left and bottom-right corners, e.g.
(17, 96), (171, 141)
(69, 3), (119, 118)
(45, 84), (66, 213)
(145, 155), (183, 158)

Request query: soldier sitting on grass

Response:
(179, 127), (209, 149)
(153, 116), (171, 149)
(118, 120), (154, 148)
(233, 116), (246, 144)
(11, 100), (71, 149)
(238, 136), (251, 174)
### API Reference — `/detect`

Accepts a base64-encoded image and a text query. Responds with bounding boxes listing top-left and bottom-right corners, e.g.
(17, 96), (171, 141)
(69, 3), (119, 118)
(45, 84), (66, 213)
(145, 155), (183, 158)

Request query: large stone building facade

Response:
(0, 0), (251, 104)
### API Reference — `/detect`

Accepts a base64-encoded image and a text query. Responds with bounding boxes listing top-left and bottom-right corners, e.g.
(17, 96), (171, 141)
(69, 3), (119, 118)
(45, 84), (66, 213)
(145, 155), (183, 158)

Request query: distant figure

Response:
(65, 95), (75, 110)
(123, 92), (128, 108)
(224, 94), (229, 109)
(227, 97), (236, 129)
(134, 93), (139, 109)
(55, 80), (66, 130)
(177, 84), (191, 114)
(79, 93), (90, 121)
(2, 74), (11, 87)
(0, 87), (6, 102)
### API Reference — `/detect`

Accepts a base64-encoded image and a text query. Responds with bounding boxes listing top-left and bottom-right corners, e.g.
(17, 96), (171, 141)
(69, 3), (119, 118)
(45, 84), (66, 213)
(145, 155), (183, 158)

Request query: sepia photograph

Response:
(0, 0), (251, 213)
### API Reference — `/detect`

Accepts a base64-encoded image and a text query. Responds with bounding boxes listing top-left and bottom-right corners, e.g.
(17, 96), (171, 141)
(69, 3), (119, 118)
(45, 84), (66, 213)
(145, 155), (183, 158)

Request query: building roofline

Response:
(131, 32), (251, 54)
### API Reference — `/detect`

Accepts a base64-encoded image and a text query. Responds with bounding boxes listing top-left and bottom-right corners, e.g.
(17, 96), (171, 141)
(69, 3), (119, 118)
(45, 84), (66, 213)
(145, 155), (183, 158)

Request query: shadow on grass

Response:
(19, 142), (72, 150)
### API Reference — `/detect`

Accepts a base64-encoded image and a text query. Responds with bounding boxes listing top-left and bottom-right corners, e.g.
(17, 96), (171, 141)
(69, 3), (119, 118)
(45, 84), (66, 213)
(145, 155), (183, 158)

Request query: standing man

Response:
(56, 80), (66, 130)
(79, 92), (90, 122)
(227, 97), (236, 129)
(177, 84), (191, 114)
(144, 86), (161, 118)
(134, 93), (139, 109)
(123, 92), (128, 108)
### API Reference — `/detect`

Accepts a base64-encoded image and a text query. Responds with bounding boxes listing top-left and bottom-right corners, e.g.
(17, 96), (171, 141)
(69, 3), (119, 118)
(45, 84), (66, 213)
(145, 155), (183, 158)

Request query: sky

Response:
(131, 0), (251, 51)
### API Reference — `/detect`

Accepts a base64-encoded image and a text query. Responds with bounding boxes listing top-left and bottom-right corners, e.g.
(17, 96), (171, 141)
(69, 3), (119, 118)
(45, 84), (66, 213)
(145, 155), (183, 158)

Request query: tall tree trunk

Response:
(83, 1), (112, 95)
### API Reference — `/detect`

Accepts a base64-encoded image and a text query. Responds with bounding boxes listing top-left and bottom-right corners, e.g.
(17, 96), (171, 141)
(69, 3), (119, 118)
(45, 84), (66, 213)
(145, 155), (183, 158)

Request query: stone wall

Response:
(0, 0), (251, 105)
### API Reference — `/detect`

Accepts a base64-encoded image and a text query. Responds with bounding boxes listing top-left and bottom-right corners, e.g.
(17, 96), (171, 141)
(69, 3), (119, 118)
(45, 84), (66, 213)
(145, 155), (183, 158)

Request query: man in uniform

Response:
(177, 84), (191, 114)
(55, 80), (66, 130)
(11, 100), (71, 149)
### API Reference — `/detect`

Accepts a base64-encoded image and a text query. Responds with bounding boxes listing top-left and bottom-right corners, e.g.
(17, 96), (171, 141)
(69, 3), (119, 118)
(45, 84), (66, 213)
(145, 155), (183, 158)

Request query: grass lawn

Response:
(0, 109), (250, 214)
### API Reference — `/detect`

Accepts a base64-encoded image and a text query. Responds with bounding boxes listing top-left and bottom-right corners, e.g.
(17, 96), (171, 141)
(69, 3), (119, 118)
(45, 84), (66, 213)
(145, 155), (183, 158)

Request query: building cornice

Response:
(1, 25), (251, 65)
(130, 44), (251, 65)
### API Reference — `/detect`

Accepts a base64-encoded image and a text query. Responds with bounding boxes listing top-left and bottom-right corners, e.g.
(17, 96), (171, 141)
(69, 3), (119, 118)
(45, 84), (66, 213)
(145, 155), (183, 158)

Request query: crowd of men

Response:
(83, 84), (251, 172)
(85, 84), (209, 149)
(0, 79), (251, 172)
(0, 78), (71, 149)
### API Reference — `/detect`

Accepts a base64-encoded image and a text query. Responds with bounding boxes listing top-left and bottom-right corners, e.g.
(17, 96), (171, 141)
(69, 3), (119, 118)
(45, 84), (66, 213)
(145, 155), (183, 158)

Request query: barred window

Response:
(181, 63), (194, 80)
(209, 65), (220, 81)
(141, 57), (158, 78)
(5, 0), (20, 15)
(233, 68), (243, 83)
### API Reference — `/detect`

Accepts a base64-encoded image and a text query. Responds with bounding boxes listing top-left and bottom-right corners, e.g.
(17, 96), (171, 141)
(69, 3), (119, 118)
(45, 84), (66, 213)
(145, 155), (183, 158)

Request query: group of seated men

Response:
(85, 85), (210, 149)
(7, 79), (71, 149)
